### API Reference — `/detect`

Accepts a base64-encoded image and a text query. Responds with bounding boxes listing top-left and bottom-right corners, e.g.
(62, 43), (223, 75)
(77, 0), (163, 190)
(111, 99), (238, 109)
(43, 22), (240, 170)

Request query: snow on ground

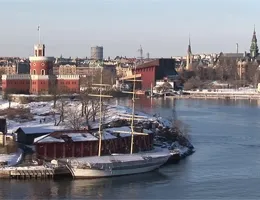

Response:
(0, 148), (23, 166)
(0, 96), (163, 134)
(0, 96), (192, 157)
(0, 97), (63, 133)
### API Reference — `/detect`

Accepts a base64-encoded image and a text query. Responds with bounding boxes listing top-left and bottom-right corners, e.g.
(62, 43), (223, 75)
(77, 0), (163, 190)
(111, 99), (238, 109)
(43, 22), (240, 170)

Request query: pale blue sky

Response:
(0, 0), (258, 58)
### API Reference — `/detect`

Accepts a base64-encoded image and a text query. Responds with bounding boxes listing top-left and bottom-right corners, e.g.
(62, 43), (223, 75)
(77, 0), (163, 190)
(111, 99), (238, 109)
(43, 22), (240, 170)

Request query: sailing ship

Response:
(63, 63), (171, 178)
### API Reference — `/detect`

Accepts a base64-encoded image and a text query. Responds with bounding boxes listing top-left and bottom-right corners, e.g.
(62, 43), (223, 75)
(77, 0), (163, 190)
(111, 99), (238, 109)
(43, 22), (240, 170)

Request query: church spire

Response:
(186, 35), (193, 70)
(188, 34), (192, 54)
(250, 25), (259, 58)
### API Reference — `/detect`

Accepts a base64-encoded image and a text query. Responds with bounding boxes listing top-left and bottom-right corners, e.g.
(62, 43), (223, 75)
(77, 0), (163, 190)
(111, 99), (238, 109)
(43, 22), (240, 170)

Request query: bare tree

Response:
(49, 84), (68, 109)
(246, 62), (258, 84)
(49, 86), (60, 109)
(3, 88), (17, 108)
(91, 99), (100, 122)
(66, 107), (84, 130)
(101, 101), (109, 123)
(56, 97), (68, 126)
(52, 111), (57, 126)
(206, 67), (215, 80)
(173, 120), (190, 140)
(183, 77), (202, 90)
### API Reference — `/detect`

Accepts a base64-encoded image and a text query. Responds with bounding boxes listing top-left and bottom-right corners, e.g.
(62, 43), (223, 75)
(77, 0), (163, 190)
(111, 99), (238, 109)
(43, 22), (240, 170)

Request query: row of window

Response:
(31, 62), (46, 67)
(5, 81), (78, 85)
(31, 69), (46, 75)
(32, 88), (78, 93)
(136, 67), (154, 73)
(5, 81), (30, 85)
(60, 81), (78, 85)
(32, 81), (47, 85)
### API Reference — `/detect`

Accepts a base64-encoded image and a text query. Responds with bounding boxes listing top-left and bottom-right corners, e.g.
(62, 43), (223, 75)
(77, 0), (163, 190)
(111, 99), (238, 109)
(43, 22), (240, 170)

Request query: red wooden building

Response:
(34, 127), (154, 160)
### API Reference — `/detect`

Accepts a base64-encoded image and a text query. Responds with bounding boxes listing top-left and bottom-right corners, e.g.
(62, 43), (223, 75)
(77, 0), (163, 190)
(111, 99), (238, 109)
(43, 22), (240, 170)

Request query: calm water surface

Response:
(2, 98), (260, 200)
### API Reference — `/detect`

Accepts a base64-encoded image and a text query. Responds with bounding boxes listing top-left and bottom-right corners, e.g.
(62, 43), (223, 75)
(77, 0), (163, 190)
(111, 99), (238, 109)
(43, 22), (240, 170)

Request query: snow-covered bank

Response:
(0, 97), (194, 160)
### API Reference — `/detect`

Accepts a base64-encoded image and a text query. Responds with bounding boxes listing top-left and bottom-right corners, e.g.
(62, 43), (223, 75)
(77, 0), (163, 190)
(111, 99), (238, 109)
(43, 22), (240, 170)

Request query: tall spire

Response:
(250, 25), (259, 58)
(188, 34), (192, 54)
(186, 35), (193, 70)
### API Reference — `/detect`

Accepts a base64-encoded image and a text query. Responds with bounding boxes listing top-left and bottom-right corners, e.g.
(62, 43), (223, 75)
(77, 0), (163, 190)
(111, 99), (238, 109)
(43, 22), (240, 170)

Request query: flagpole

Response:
(38, 25), (41, 44)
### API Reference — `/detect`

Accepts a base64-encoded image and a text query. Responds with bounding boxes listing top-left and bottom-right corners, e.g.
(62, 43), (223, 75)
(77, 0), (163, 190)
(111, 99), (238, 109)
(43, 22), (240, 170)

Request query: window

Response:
(41, 69), (45, 75)
(38, 50), (42, 56)
(33, 69), (36, 75)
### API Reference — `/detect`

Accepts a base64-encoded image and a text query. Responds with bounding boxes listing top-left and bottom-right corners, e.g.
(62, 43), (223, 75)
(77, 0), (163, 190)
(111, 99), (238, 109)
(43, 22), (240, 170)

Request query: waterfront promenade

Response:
(171, 89), (260, 100)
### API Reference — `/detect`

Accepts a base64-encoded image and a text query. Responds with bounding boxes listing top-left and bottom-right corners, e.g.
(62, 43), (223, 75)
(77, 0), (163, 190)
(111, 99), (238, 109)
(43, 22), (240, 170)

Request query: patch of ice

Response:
(0, 148), (23, 166)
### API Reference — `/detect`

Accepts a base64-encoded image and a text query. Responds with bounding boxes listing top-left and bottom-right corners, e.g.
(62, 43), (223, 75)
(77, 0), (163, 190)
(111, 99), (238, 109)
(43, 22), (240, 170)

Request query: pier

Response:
(164, 91), (260, 100)
(0, 166), (54, 179)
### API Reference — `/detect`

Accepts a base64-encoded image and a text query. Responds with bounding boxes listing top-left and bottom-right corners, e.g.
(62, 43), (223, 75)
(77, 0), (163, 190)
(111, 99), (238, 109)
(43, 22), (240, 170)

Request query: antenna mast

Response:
(146, 52), (150, 60)
(138, 45), (144, 64)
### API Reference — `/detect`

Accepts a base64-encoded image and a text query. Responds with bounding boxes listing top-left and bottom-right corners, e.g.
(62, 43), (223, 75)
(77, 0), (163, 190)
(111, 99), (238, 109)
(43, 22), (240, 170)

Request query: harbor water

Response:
(1, 98), (260, 199)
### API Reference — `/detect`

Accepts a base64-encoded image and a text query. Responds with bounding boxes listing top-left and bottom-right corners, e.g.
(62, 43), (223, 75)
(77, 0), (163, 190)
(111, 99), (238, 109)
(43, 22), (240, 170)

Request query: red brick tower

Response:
(2, 26), (80, 95)
(29, 44), (55, 94)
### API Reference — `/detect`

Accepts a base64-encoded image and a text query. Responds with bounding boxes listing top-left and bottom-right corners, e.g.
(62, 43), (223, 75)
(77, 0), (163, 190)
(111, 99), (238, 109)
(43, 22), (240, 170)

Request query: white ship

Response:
(65, 148), (170, 178)
(61, 63), (170, 178)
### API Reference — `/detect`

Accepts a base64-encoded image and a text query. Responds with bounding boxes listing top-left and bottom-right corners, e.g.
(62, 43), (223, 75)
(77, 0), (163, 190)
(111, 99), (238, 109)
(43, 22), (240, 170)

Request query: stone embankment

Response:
(167, 90), (260, 100)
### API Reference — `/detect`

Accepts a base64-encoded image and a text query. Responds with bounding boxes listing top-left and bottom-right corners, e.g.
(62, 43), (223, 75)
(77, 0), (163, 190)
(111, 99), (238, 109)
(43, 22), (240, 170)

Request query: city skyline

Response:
(0, 0), (259, 58)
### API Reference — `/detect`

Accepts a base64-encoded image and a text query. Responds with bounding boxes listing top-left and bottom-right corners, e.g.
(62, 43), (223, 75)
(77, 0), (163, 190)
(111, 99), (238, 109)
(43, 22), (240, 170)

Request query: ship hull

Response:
(65, 149), (170, 178)
(70, 162), (164, 178)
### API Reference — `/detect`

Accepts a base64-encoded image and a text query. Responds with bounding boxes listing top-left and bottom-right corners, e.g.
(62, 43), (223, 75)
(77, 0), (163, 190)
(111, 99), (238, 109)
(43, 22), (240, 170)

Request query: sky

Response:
(0, 0), (259, 58)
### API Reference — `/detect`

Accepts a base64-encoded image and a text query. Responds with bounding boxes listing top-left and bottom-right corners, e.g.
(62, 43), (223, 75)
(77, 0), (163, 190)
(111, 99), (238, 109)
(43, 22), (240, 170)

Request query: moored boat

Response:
(63, 147), (170, 178)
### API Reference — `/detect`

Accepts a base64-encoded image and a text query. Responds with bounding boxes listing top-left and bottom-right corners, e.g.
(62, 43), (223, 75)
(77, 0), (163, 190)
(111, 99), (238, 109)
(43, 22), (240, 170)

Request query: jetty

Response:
(163, 89), (260, 100)
(0, 166), (54, 179)
(166, 93), (260, 100)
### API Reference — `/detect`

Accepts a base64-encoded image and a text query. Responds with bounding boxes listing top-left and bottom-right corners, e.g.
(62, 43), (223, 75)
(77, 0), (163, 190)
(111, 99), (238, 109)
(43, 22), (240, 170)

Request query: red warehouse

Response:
(34, 127), (154, 160)
(121, 59), (177, 91)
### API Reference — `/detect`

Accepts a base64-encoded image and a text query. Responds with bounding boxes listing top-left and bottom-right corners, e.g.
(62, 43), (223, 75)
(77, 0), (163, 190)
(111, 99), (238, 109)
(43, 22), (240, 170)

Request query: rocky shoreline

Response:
(104, 111), (195, 162)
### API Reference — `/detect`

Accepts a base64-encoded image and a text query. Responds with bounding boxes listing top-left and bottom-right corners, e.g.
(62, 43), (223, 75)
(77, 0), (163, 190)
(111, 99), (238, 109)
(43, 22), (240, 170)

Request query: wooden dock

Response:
(9, 169), (54, 179)
(0, 167), (54, 179)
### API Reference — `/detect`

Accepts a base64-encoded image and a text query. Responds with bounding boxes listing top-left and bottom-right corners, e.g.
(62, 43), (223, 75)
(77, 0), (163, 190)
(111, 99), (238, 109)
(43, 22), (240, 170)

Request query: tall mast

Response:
(98, 67), (103, 157)
(130, 63), (137, 154)
(88, 61), (112, 157)
(119, 63), (148, 154)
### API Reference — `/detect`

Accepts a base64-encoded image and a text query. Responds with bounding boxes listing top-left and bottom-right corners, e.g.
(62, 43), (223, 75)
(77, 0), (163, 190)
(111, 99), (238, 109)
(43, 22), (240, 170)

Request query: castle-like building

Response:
(2, 42), (80, 95)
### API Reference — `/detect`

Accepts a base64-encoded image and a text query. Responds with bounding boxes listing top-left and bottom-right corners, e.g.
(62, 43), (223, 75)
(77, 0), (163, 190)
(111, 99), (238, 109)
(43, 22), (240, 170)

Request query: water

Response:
(2, 98), (260, 199)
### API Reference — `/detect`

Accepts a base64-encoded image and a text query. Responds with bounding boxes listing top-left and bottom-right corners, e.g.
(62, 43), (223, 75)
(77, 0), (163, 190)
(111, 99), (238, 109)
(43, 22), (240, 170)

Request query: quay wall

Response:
(167, 92), (260, 100)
